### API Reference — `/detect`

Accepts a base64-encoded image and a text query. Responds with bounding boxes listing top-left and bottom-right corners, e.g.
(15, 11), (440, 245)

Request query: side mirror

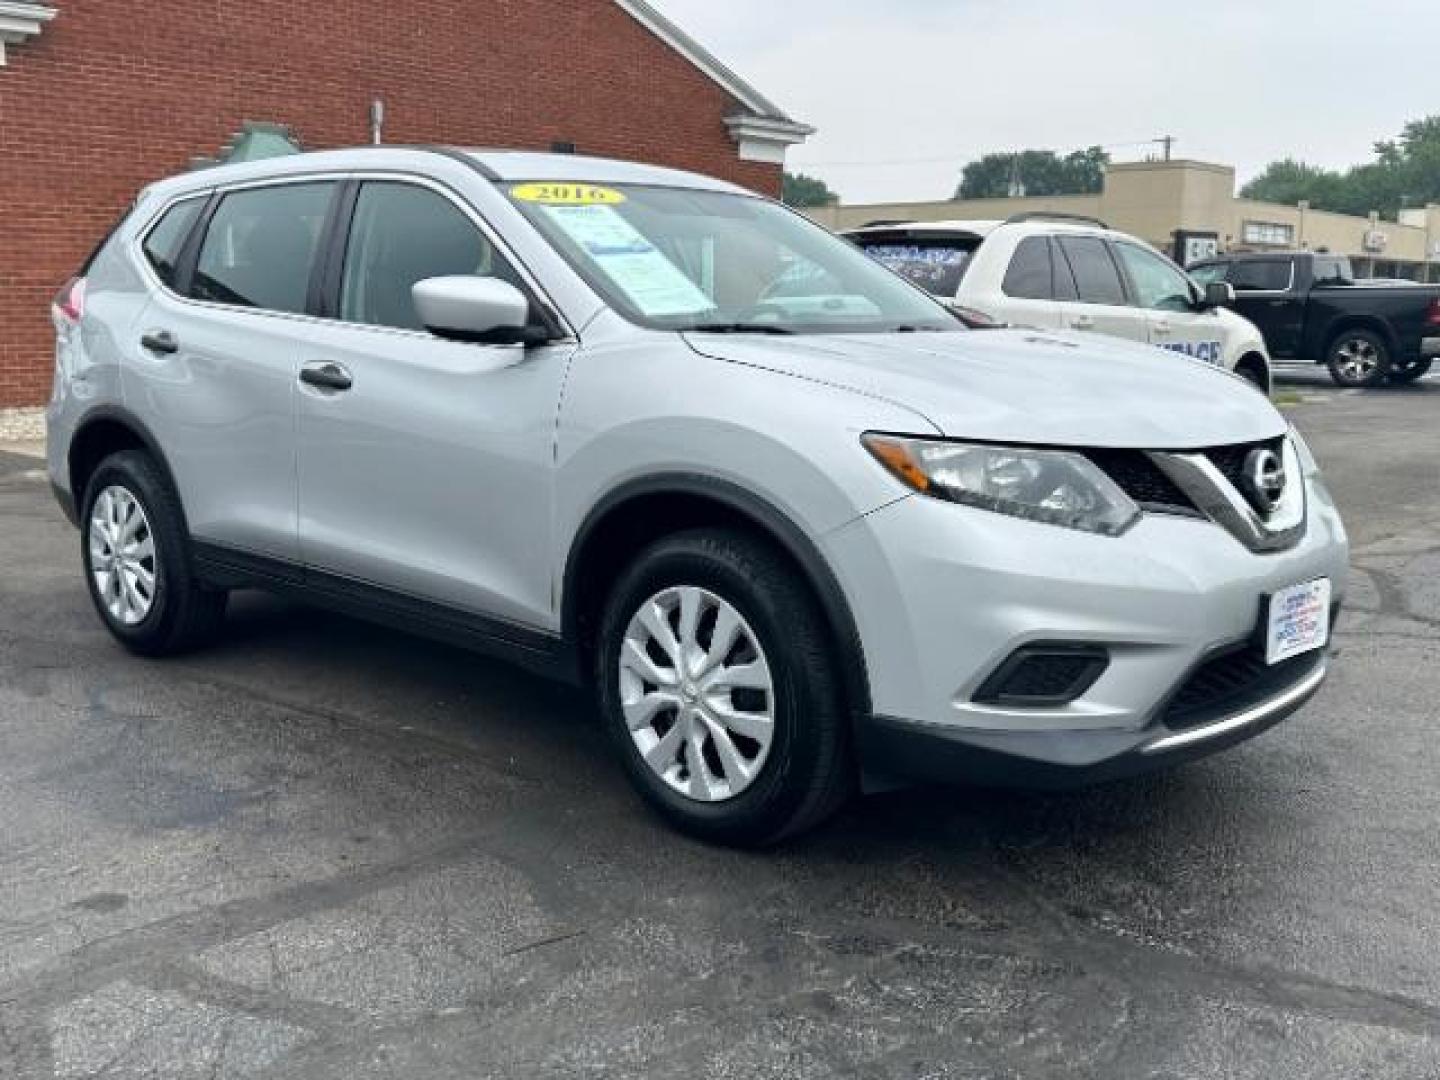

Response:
(412, 276), (547, 345)
(1201, 281), (1235, 309)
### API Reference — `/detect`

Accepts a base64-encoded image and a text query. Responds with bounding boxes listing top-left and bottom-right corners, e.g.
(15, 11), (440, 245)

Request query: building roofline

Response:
(612, 0), (798, 124)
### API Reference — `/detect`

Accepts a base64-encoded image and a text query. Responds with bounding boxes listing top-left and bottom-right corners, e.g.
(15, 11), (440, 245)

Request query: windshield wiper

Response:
(686, 322), (796, 335)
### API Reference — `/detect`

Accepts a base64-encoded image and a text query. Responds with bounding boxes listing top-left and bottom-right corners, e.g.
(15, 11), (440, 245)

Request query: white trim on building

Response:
(0, 1), (54, 66)
(613, 0), (813, 161)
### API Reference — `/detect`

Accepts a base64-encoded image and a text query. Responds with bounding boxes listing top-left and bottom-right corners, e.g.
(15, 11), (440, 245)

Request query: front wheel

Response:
(1389, 357), (1433, 384)
(1326, 329), (1391, 388)
(81, 450), (228, 656)
(595, 529), (853, 846)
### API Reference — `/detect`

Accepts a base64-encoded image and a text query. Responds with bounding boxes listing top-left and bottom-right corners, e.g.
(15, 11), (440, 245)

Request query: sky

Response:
(650, 0), (1440, 205)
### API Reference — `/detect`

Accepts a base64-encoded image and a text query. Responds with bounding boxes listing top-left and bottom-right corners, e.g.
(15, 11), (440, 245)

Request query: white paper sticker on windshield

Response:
(540, 204), (713, 317)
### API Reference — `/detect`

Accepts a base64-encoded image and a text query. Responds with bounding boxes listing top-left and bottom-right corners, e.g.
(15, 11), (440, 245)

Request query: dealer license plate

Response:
(1265, 578), (1331, 665)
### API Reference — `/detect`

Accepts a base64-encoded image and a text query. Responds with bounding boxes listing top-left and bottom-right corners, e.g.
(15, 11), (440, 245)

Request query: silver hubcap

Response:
(1335, 338), (1379, 381)
(619, 586), (775, 803)
(88, 486), (157, 626)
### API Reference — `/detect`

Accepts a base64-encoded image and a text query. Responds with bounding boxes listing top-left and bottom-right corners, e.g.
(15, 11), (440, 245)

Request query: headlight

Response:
(862, 434), (1141, 536)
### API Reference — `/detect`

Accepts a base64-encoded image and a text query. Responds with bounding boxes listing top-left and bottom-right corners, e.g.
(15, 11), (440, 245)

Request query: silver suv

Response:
(47, 148), (1349, 844)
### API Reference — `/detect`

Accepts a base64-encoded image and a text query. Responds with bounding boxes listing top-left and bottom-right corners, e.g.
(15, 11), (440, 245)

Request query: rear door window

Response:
(856, 238), (978, 297)
(190, 182), (336, 314)
(1055, 236), (1128, 305)
(1001, 236), (1054, 299)
(142, 199), (205, 289)
(1227, 259), (1293, 291)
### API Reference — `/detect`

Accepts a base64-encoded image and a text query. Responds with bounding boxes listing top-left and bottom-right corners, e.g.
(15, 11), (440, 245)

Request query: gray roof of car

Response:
(138, 146), (754, 203)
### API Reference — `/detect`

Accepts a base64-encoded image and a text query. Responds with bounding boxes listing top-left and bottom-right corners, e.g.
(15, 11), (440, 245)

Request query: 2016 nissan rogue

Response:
(47, 148), (1348, 844)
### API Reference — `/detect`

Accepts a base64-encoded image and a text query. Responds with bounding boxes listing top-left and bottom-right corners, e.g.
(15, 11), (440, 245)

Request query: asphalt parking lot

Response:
(1, 369), (1438, 1079)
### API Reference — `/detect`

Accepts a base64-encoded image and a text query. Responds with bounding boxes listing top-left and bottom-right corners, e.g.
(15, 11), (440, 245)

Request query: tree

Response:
(956, 147), (1109, 200)
(1240, 115), (1440, 220)
(782, 172), (838, 208)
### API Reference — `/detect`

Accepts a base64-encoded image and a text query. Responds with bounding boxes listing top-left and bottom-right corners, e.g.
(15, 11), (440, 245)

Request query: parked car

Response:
(844, 214), (1273, 392)
(1187, 251), (1440, 387)
(48, 149), (1347, 845)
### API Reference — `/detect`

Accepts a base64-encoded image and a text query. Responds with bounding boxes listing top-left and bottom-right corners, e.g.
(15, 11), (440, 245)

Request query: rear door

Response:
(129, 179), (339, 561)
(1111, 241), (1227, 367)
(1052, 234), (1142, 341)
(1223, 258), (1302, 357)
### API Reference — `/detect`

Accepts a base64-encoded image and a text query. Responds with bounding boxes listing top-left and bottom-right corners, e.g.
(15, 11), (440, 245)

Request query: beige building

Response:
(806, 159), (1440, 282)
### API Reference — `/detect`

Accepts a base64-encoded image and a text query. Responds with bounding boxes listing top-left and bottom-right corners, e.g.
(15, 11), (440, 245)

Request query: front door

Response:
(295, 178), (575, 631)
(1112, 241), (1227, 368)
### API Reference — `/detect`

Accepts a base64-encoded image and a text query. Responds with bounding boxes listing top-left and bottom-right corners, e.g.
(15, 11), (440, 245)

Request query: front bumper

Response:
(823, 471), (1349, 789)
(858, 658), (1327, 790)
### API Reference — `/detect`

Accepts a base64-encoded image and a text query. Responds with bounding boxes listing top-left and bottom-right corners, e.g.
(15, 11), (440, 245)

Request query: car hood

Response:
(683, 328), (1285, 449)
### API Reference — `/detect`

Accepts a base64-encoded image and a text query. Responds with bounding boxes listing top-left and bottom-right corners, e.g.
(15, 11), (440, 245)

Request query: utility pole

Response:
(1158, 135), (1175, 162)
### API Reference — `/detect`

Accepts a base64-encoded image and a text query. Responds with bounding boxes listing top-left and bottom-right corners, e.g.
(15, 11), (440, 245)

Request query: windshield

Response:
(504, 182), (960, 334)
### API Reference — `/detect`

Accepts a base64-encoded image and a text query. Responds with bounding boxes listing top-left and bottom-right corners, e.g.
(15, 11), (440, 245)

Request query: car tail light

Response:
(1426, 296), (1440, 327)
(53, 276), (87, 324)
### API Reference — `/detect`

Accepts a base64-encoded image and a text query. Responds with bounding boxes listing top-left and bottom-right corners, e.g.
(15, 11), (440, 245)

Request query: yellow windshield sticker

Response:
(510, 182), (627, 206)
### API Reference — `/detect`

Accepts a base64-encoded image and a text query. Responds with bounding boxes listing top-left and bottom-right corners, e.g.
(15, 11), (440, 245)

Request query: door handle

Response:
(300, 362), (354, 392)
(1152, 321), (1173, 335)
(140, 330), (179, 355)
(1070, 315), (1095, 330)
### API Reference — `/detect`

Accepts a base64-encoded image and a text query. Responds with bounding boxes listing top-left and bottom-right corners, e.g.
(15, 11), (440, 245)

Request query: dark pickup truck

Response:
(1189, 251), (1440, 387)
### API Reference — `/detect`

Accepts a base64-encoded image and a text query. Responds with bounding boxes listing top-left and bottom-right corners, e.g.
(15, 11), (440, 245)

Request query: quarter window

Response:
(1227, 259), (1293, 292)
(339, 182), (523, 332)
(142, 199), (204, 289)
(1113, 243), (1195, 311)
(1055, 236), (1127, 306)
(190, 182), (335, 314)
(1001, 237), (1053, 300)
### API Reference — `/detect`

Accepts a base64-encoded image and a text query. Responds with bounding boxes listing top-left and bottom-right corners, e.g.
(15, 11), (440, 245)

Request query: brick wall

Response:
(0, 0), (783, 406)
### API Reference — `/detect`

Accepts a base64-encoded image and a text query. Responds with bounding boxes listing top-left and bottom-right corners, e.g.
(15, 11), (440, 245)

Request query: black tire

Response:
(595, 528), (853, 846)
(80, 450), (227, 656)
(1325, 328), (1391, 388)
(1389, 357), (1433, 384)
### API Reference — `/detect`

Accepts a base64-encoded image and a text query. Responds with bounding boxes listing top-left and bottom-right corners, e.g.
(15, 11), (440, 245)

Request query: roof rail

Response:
(1004, 211), (1110, 229)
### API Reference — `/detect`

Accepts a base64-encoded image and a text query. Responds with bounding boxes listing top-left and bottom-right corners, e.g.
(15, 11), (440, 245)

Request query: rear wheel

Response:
(595, 528), (853, 846)
(1389, 357), (1433, 384)
(81, 450), (228, 656)
(1326, 329), (1391, 388)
